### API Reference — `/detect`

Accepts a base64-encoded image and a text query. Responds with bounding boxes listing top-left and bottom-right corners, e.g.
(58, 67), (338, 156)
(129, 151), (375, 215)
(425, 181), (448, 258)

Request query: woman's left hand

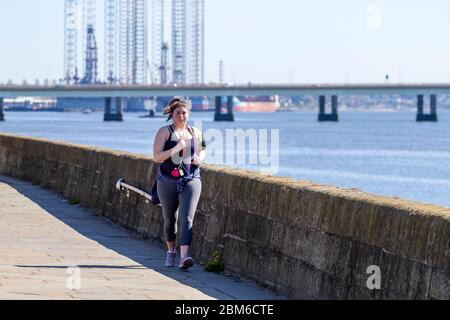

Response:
(192, 155), (203, 165)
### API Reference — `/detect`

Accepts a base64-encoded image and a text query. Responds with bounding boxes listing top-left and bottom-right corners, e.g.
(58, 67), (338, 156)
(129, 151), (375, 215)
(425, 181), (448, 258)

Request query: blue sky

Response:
(1, 0), (450, 84)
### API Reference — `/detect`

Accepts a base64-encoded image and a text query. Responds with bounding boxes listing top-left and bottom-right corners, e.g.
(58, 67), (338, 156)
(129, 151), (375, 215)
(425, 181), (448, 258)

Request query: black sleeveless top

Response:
(159, 125), (198, 179)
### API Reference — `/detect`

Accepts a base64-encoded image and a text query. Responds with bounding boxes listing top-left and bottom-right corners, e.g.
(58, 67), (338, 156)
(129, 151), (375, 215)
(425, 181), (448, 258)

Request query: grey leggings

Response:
(157, 178), (202, 246)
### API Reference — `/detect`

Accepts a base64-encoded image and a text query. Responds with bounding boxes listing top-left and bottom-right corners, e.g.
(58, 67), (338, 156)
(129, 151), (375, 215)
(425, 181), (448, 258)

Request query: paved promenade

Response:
(0, 175), (283, 300)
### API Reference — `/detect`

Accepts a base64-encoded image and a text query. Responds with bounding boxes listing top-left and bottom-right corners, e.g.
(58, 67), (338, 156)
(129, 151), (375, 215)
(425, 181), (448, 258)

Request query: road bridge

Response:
(0, 84), (446, 122)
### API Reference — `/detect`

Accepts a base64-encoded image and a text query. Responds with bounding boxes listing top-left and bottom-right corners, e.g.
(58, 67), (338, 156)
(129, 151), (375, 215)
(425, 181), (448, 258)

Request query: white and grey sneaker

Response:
(179, 256), (194, 270)
(165, 251), (177, 267)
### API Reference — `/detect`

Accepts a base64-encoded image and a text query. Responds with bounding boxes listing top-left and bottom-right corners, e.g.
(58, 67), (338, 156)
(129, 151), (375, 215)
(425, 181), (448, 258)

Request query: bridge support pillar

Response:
(318, 95), (339, 122)
(0, 98), (4, 121)
(214, 96), (234, 121)
(104, 97), (124, 122)
(417, 94), (438, 122)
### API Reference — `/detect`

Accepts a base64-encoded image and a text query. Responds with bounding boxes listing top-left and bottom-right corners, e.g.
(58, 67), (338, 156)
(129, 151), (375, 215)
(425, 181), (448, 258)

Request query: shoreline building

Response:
(150, 0), (165, 84)
(119, 0), (148, 85)
(171, 0), (207, 111)
(63, 0), (79, 84)
(172, 0), (204, 85)
(82, 0), (97, 75)
(118, 0), (149, 111)
(105, 0), (119, 83)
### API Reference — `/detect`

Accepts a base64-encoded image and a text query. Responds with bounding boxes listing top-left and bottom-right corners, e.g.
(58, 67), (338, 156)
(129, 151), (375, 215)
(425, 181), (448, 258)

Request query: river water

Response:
(1, 110), (450, 208)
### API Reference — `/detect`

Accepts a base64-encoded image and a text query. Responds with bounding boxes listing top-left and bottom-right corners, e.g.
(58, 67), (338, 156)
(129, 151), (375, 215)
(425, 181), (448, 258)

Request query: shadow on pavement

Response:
(1, 175), (282, 300)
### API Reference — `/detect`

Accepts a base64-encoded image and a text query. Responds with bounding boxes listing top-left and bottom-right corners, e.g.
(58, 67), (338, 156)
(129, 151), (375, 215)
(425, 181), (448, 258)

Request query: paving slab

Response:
(0, 175), (286, 300)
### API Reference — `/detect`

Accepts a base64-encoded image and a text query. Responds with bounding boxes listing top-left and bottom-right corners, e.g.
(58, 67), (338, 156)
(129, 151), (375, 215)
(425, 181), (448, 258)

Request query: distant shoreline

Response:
(277, 108), (429, 113)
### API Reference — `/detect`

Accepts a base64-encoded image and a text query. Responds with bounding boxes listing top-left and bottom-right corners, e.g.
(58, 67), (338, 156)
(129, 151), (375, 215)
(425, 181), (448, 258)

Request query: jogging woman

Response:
(152, 97), (206, 270)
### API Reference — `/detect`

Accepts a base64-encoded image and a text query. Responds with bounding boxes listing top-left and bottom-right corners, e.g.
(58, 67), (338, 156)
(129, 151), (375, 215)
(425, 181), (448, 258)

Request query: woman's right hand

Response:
(173, 139), (187, 153)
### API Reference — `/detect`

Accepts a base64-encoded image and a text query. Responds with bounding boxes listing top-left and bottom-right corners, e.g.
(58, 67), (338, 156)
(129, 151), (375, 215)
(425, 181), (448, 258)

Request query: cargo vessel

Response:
(223, 95), (280, 112)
